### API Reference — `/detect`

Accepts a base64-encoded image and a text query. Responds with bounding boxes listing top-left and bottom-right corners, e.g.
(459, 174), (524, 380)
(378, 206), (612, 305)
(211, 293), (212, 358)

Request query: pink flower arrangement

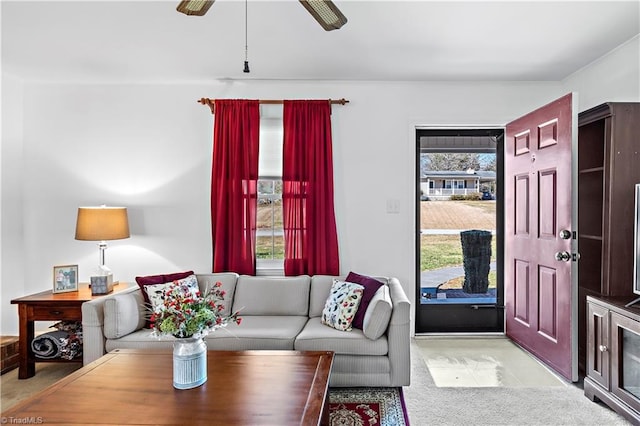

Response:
(149, 281), (241, 339)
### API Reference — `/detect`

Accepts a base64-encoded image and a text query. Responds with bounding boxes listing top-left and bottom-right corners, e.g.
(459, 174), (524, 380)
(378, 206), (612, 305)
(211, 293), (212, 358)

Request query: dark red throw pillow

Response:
(135, 270), (194, 327)
(346, 271), (383, 330)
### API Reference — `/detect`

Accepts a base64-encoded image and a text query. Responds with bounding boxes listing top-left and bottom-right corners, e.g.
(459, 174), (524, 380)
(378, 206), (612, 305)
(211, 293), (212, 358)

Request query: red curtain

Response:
(282, 100), (339, 276)
(211, 100), (260, 275)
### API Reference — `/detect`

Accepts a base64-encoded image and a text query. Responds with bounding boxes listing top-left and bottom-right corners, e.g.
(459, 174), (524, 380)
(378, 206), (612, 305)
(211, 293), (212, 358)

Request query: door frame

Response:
(415, 126), (505, 333)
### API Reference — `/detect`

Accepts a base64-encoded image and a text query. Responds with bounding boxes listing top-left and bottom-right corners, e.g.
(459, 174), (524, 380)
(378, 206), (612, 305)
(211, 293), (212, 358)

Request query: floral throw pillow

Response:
(321, 279), (365, 331)
(145, 274), (200, 313)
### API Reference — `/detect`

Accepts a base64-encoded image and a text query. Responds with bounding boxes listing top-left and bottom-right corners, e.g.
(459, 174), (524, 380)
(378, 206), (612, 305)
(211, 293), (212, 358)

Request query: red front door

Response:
(505, 93), (578, 381)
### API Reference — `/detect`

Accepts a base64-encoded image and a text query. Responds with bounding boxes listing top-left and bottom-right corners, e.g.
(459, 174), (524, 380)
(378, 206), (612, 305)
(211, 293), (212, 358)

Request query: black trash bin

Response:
(460, 230), (492, 294)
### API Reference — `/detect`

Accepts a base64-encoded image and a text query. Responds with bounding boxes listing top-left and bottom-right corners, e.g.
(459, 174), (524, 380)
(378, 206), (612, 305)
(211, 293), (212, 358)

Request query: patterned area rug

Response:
(328, 387), (409, 426)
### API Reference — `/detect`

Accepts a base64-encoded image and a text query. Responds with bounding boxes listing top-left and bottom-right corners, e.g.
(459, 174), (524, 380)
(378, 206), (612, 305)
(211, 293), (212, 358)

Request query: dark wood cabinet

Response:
(586, 300), (610, 389)
(577, 102), (640, 374)
(585, 296), (640, 424)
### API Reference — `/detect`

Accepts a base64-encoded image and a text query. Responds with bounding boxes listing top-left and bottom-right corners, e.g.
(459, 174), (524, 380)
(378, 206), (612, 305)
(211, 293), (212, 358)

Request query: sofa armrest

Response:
(81, 286), (141, 365)
(387, 277), (411, 386)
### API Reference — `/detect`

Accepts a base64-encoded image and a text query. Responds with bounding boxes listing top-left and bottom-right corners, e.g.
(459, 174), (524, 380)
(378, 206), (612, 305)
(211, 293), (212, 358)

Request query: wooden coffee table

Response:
(2, 349), (334, 425)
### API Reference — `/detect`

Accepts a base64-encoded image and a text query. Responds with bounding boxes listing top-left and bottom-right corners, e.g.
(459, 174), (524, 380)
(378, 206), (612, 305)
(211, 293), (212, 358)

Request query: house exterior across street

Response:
(420, 169), (496, 200)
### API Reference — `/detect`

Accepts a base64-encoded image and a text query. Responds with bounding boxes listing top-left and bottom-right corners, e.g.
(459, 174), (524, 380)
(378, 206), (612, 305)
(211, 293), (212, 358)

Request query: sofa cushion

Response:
(206, 316), (308, 350)
(106, 316), (309, 352)
(105, 329), (175, 352)
(309, 275), (343, 318)
(295, 317), (388, 356)
(346, 271), (384, 330)
(196, 273), (238, 316)
(321, 280), (364, 331)
(362, 285), (393, 340)
(103, 291), (147, 339)
(233, 275), (310, 316)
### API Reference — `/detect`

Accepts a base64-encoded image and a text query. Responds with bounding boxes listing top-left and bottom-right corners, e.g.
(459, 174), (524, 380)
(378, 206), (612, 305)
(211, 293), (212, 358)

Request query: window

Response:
(257, 179), (283, 260)
(257, 110), (284, 272)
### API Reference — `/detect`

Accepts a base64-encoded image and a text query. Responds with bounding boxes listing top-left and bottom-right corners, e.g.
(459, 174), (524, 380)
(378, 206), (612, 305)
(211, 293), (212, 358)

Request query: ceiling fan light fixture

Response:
(176, 0), (215, 16)
(299, 0), (347, 31)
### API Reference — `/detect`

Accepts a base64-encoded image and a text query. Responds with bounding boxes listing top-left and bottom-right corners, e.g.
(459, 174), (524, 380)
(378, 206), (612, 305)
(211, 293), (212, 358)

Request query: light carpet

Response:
(404, 339), (631, 425)
(1, 363), (81, 412)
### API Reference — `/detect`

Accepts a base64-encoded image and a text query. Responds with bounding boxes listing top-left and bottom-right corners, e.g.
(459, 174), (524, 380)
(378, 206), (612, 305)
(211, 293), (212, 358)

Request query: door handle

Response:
(559, 229), (572, 240)
(555, 251), (571, 262)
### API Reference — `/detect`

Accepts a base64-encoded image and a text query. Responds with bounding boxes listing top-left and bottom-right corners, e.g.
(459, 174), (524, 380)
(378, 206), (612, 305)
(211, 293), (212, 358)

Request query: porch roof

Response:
(421, 170), (496, 180)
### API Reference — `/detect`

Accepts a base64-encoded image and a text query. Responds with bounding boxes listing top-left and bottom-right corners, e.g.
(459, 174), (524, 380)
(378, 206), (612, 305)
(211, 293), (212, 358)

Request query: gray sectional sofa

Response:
(82, 273), (411, 387)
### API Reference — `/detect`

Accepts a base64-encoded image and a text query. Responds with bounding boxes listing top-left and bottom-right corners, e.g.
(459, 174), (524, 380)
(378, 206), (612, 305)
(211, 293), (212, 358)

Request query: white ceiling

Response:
(2, 0), (639, 83)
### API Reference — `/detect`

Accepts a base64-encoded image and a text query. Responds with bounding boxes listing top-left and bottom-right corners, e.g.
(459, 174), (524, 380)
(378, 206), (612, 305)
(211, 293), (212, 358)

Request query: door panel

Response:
(538, 265), (557, 340)
(515, 175), (530, 234)
(538, 170), (557, 237)
(505, 93), (577, 381)
(514, 259), (530, 324)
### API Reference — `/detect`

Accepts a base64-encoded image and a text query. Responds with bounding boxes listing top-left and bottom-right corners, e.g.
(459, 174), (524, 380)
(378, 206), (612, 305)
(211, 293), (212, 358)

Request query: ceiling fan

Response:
(176, 0), (348, 31)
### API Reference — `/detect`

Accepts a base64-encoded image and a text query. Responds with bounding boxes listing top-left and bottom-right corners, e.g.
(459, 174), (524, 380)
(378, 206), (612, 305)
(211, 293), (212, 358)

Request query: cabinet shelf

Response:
(579, 234), (603, 241)
(33, 356), (82, 363)
(579, 167), (605, 174)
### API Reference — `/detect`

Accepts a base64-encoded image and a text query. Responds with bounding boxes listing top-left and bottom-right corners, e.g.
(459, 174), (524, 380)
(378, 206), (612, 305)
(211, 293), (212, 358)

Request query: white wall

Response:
(563, 35), (640, 110)
(1, 72), (25, 334)
(2, 36), (639, 335)
(1, 79), (564, 334)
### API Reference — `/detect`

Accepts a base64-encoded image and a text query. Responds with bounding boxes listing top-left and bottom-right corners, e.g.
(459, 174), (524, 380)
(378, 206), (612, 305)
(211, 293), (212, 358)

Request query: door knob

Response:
(559, 229), (572, 240)
(555, 251), (571, 262)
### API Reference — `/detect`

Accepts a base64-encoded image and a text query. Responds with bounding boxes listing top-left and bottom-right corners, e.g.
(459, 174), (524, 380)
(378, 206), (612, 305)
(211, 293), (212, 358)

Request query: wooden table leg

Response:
(18, 304), (35, 379)
(321, 392), (330, 426)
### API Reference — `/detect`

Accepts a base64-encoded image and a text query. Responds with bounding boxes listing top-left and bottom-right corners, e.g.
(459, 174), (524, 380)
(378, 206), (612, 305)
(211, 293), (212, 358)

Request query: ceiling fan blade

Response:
(176, 0), (215, 16)
(299, 0), (347, 31)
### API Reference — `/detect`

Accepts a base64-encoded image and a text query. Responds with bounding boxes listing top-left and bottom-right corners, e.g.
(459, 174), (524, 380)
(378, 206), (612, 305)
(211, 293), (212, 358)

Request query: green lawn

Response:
(420, 234), (496, 271)
(421, 234), (497, 288)
(256, 236), (284, 259)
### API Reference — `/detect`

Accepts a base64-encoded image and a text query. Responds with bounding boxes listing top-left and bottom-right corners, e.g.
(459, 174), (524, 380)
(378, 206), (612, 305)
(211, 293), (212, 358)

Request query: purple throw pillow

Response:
(346, 271), (383, 330)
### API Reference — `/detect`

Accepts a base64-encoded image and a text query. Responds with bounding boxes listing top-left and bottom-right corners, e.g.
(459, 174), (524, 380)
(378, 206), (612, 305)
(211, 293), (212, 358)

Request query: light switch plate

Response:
(386, 199), (400, 214)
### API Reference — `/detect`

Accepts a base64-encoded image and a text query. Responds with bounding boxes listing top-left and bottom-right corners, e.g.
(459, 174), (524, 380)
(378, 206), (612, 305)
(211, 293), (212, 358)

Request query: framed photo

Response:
(53, 265), (79, 293)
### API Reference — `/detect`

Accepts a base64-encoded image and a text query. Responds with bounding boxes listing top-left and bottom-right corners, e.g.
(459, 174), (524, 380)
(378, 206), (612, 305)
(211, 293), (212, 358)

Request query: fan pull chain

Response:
(243, 0), (250, 73)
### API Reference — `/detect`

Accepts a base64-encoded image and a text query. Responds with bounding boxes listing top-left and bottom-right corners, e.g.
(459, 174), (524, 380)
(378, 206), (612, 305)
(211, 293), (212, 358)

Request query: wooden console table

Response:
(10, 283), (130, 379)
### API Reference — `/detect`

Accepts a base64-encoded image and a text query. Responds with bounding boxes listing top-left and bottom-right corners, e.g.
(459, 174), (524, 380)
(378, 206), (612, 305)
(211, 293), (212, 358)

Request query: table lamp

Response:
(75, 206), (130, 294)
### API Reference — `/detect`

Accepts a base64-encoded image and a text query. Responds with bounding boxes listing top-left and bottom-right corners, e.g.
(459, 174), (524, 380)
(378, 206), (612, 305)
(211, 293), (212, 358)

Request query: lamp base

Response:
(90, 273), (114, 295)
